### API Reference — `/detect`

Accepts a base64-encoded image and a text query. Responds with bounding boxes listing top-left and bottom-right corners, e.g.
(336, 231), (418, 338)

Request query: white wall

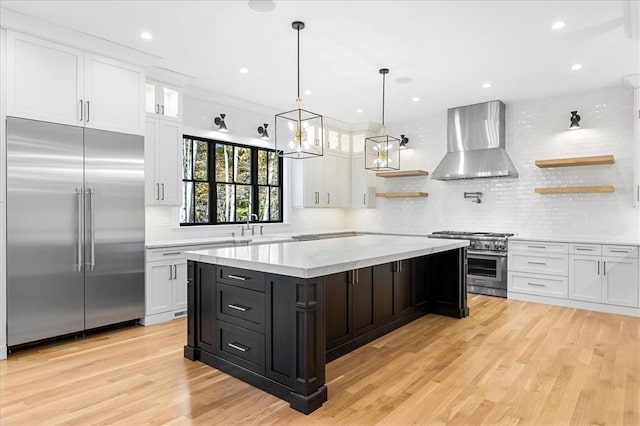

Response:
(349, 86), (640, 242)
(145, 92), (350, 242)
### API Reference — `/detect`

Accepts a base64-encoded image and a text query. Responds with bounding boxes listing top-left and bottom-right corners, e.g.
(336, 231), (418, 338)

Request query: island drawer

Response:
(217, 321), (265, 375)
(216, 283), (265, 333)
(217, 266), (265, 292)
(509, 272), (568, 298)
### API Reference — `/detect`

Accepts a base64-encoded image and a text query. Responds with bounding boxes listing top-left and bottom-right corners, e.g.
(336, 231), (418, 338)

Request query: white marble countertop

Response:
(509, 235), (640, 246)
(185, 234), (468, 278)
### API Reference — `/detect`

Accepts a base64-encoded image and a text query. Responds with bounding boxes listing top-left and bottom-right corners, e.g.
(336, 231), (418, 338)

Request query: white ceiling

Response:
(2, 1), (639, 125)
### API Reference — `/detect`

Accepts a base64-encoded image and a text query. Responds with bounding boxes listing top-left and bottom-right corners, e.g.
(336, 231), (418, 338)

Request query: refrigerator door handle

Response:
(87, 187), (96, 270)
(76, 188), (83, 272)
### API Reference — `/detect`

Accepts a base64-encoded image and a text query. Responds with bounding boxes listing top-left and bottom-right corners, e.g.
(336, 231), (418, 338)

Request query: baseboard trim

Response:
(0, 344), (7, 360)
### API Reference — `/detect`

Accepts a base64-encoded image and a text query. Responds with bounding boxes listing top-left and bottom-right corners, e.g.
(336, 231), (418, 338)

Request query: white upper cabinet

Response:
(6, 31), (84, 127)
(145, 118), (182, 205)
(290, 151), (350, 208)
(351, 155), (376, 209)
(145, 80), (182, 121)
(6, 31), (145, 135)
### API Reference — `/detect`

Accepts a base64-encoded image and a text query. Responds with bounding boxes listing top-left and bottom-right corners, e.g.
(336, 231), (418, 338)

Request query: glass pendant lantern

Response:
(365, 68), (400, 171)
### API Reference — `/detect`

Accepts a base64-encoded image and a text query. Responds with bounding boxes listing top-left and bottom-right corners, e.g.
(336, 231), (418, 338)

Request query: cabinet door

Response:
(324, 153), (339, 207)
(172, 262), (188, 311)
(602, 257), (639, 307)
(6, 32), (83, 126)
(352, 267), (375, 337)
(396, 260), (413, 316)
(146, 262), (173, 315)
(160, 84), (181, 120)
(325, 272), (351, 349)
(373, 263), (395, 325)
(154, 120), (182, 205)
(336, 154), (351, 208)
(84, 53), (145, 135)
(302, 155), (324, 207)
(568, 255), (601, 303)
(145, 82), (158, 115)
(350, 155), (375, 209)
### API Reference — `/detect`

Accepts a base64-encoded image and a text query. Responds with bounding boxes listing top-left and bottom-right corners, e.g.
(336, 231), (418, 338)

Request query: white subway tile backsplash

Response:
(349, 86), (640, 242)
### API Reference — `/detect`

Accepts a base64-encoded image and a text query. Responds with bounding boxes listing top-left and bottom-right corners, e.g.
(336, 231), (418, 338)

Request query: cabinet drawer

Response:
(509, 241), (568, 254)
(509, 272), (568, 298)
(147, 248), (187, 261)
(217, 321), (265, 375)
(569, 243), (601, 256)
(218, 266), (265, 292)
(603, 245), (639, 258)
(217, 283), (265, 333)
(509, 253), (568, 276)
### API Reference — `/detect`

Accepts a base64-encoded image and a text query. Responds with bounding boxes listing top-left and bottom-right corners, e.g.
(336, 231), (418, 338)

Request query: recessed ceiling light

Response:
(483, 82), (492, 88)
(551, 21), (566, 30)
(304, 89), (312, 96)
(239, 67), (249, 74)
(248, 0), (275, 13)
(412, 97), (420, 102)
(571, 64), (583, 71)
(356, 109), (363, 113)
(140, 32), (153, 40)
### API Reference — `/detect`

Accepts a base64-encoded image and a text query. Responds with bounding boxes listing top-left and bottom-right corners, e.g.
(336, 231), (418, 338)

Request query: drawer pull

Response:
(609, 249), (630, 253)
(227, 303), (250, 312)
(575, 248), (594, 251)
(227, 274), (247, 281)
(528, 261), (547, 265)
(528, 245), (547, 249)
(527, 282), (546, 287)
(163, 251), (181, 256)
(228, 342), (249, 352)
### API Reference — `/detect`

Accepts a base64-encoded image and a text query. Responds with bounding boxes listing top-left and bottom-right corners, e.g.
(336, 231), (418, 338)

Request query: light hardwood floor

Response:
(1, 295), (639, 425)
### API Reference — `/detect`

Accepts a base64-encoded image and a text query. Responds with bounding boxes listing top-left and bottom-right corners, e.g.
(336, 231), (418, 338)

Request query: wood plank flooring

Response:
(1, 295), (639, 425)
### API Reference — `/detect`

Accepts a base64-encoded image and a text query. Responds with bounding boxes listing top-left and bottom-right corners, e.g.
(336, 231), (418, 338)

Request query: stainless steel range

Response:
(427, 231), (514, 298)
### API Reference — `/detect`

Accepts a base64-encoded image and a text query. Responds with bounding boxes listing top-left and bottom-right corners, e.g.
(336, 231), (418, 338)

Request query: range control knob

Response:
(484, 243), (490, 249)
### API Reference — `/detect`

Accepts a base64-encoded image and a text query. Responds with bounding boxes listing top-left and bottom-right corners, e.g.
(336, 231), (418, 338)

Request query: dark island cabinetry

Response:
(185, 247), (467, 414)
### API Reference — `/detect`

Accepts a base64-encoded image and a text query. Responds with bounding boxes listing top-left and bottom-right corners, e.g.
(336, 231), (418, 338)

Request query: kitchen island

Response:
(183, 235), (469, 414)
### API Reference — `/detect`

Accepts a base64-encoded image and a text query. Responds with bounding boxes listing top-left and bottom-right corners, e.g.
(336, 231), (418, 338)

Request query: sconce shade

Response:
(399, 134), (409, 149)
(214, 113), (228, 132)
(258, 123), (269, 140)
(569, 110), (581, 129)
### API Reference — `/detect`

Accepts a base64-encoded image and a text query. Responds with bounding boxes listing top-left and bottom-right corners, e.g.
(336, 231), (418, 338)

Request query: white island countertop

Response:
(185, 234), (469, 278)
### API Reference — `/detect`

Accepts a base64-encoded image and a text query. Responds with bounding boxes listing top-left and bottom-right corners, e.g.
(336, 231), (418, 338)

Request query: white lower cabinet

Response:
(509, 240), (640, 316)
(144, 253), (188, 325)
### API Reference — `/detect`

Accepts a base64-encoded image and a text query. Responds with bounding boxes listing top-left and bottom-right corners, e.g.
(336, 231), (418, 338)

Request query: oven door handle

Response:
(467, 250), (507, 257)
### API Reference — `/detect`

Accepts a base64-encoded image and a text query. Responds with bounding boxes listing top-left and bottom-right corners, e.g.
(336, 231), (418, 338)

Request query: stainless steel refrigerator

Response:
(6, 117), (145, 347)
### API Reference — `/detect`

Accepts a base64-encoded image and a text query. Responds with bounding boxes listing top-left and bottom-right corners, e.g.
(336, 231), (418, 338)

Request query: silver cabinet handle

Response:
(228, 304), (249, 312)
(76, 188), (83, 272)
(168, 264), (173, 280)
(160, 105), (165, 115)
(609, 249), (630, 254)
(227, 274), (247, 281)
(363, 193), (366, 205)
(603, 261), (606, 275)
(528, 261), (546, 265)
(155, 104), (160, 114)
(86, 101), (90, 123)
(228, 342), (249, 352)
(355, 269), (359, 284)
(597, 260), (600, 275)
(156, 183), (160, 200)
(399, 260), (403, 273)
(576, 248), (594, 251)
(474, 279), (487, 284)
(327, 192), (330, 204)
(86, 188), (96, 270)
(528, 282), (546, 287)
(79, 100), (84, 122)
(528, 245), (546, 249)
(161, 183), (165, 200)
(173, 264), (177, 280)
(163, 251), (181, 256)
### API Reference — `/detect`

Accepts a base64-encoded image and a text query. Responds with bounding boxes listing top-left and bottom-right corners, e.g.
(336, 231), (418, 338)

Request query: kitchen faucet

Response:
(240, 213), (259, 236)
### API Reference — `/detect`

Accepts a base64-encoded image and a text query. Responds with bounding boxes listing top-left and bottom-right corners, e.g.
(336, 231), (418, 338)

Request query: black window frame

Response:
(180, 135), (284, 226)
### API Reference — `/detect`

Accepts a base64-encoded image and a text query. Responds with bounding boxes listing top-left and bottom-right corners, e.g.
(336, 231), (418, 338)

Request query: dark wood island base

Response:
(184, 248), (468, 414)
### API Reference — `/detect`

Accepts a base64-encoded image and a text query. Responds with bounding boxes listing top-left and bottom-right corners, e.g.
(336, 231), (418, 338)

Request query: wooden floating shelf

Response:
(376, 192), (429, 198)
(535, 185), (615, 194)
(375, 169), (429, 178)
(535, 155), (615, 168)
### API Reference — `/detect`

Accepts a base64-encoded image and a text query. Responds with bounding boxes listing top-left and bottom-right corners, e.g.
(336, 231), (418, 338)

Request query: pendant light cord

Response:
(297, 25), (300, 100)
(381, 71), (385, 126)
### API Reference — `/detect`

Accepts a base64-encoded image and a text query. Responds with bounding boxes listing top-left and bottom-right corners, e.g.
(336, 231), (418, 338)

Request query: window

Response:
(180, 136), (283, 225)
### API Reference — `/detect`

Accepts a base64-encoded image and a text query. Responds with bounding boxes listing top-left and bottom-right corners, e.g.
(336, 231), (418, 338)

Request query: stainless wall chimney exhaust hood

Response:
(431, 100), (518, 180)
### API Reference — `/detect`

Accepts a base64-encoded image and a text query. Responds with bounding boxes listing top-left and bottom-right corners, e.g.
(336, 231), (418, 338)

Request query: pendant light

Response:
(274, 21), (324, 159)
(365, 68), (400, 171)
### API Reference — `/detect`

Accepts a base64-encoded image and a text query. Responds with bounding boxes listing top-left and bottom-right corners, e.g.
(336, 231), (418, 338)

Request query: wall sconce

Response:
(257, 123), (269, 140)
(214, 113), (228, 132)
(399, 134), (409, 149)
(569, 110), (581, 130)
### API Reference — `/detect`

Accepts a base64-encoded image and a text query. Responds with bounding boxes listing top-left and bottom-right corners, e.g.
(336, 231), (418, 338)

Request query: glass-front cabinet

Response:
(145, 80), (182, 120)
